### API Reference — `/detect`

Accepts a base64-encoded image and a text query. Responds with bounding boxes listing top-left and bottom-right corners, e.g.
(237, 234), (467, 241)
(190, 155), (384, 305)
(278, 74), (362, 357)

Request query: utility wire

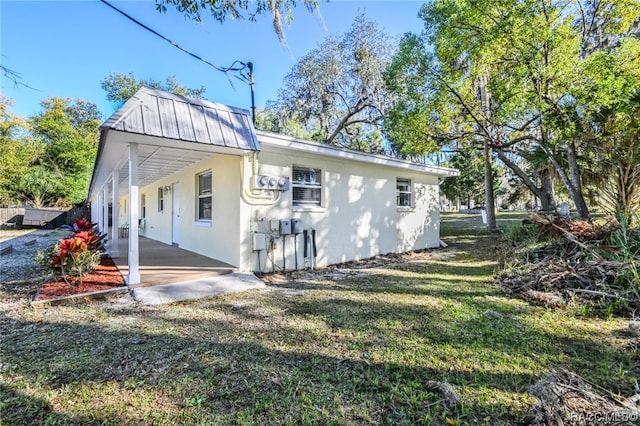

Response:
(99, 0), (246, 75)
(100, 0), (256, 123)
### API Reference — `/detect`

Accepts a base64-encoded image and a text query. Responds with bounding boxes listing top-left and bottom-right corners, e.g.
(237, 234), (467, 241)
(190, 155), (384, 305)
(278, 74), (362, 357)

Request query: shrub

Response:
(606, 213), (640, 291)
(606, 213), (640, 262)
(501, 223), (538, 248)
(37, 217), (104, 286)
(63, 217), (98, 233)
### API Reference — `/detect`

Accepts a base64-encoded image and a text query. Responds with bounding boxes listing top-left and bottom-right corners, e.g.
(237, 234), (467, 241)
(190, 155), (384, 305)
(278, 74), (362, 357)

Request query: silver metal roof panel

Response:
(101, 87), (260, 151)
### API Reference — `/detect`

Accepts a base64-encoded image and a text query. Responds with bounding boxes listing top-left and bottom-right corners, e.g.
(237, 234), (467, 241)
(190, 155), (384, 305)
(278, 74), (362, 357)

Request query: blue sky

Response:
(1, 0), (426, 120)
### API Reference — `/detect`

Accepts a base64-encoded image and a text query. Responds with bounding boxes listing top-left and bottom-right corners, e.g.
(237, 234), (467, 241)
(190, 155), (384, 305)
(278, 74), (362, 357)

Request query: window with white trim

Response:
(141, 193), (147, 218)
(158, 187), (164, 213)
(292, 166), (322, 207)
(396, 178), (412, 207)
(197, 171), (212, 221)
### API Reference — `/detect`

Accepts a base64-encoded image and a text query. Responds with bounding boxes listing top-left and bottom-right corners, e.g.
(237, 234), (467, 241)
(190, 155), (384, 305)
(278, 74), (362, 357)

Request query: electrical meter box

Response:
(252, 233), (267, 251)
(254, 175), (290, 191)
(291, 219), (302, 234)
(270, 219), (280, 232)
(279, 219), (292, 235)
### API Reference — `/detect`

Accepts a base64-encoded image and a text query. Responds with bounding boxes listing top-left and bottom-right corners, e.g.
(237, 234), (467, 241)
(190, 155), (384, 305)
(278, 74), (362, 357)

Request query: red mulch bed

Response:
(36, 256), (126, 301)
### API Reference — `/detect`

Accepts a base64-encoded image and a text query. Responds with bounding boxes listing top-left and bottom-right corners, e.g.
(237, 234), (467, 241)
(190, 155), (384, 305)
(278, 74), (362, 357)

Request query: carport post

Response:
(127, 143), (141, 285)
(110, 169), (120, 258)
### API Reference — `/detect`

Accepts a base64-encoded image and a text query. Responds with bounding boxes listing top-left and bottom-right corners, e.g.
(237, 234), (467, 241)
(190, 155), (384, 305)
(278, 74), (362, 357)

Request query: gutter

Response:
(256, 130), (460, 178)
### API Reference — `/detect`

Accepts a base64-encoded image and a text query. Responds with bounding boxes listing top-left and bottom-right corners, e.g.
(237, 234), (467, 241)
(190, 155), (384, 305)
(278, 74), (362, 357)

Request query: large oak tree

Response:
(385, 0), (640, 220)
(268, 15), (396, 151)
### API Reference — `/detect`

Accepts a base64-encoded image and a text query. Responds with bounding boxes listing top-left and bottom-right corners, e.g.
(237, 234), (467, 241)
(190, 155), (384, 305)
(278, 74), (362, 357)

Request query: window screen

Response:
(141, 193), (146, 218)
(396, 178), (412, 207)
(292, 166), (322, 207)
(197, 171), (212, 220)
(158, 187), (164, 212)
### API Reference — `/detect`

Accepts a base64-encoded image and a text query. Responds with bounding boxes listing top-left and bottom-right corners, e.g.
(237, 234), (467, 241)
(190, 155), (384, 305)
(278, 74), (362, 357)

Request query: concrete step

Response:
(131, 273), (265, 305)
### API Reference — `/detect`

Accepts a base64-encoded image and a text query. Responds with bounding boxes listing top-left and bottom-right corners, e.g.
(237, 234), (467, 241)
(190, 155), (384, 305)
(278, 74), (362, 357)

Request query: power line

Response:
(99, 0), (245, 75)
(99, 0), (256, 123)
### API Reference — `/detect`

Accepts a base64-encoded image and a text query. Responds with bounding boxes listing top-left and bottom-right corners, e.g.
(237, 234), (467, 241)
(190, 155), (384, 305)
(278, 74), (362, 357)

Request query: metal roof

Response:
(89, 88), (260, 200)
(101, 87), (260, 151)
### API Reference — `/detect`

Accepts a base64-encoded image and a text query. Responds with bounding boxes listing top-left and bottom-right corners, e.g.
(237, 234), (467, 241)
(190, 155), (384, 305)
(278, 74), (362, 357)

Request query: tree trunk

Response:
(538, 168), (555, 211)
(566, 142), (591, 220)
(494, 149), (556, 212)
(483, 139), (497, 231)
(535, 139), (591, 221)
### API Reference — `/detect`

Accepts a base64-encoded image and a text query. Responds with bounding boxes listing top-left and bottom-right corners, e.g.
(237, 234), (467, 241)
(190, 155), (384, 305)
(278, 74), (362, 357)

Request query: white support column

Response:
(96, 192), (103, 234)
(91, 194), (98, 226)
(110, 169), (120, 258)
(127, 143), (141, 285)
(102, 185), (109, 244)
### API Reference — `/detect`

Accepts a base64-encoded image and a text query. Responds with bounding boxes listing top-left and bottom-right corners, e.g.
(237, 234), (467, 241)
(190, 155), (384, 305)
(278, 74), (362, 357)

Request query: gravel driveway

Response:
(1, 229), (72, 282)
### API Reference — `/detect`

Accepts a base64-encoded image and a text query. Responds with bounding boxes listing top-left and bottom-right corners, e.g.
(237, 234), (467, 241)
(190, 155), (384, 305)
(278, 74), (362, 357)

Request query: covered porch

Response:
(112, 235), (236, 287)
(88, 88), (260, 285)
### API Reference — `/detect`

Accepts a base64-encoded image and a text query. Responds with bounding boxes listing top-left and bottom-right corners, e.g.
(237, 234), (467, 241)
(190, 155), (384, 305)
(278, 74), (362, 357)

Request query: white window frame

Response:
(396, 178), (412, 208)
(292, 166), (322, 209)
(141, 193), (146, 219)
(157, 187), (164, 213)
(196, 170), (212, 222)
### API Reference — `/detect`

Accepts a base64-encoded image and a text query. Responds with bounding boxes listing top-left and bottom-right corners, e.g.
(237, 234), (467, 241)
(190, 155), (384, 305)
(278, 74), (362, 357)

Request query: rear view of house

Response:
(89, 88), (458, 285)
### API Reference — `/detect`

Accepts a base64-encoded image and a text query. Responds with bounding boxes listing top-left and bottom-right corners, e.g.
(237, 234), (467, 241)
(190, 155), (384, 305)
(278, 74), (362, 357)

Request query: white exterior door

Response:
(172, 182), (180, 246)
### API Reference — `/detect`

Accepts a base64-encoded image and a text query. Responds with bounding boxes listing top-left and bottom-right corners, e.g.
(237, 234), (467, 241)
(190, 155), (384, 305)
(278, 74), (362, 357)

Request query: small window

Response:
(158, 187), (164, 213)
(141, 193), (147, 218)
(197, 171), (212, 221)
(292, 166), (322, 207)
(396, 178), (412, 207)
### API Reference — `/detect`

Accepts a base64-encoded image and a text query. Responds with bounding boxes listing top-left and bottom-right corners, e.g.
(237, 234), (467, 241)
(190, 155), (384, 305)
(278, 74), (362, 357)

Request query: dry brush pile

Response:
(497, 213), (640, 315)
(525, 369), (640, 425)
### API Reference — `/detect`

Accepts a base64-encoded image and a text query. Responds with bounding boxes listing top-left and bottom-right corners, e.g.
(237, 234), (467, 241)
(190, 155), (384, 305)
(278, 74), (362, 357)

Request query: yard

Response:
(1, 213), (638, 425)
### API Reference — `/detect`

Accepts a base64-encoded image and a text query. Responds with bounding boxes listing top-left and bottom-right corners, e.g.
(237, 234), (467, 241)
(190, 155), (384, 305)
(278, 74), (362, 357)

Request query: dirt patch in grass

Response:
(261, 248), (458, 286)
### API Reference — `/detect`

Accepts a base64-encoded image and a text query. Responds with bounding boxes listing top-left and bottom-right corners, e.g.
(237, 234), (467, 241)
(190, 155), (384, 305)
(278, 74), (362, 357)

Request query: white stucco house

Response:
(88, 88), (458, 284)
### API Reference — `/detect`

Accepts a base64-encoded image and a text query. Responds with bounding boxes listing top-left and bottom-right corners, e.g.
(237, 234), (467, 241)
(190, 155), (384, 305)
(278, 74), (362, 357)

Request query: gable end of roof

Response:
(100, 87), (260, 151)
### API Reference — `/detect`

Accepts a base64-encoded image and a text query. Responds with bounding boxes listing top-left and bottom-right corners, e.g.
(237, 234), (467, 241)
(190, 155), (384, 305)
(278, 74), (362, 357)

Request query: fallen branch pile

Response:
(525, 213), (620, 241)
(500, 258), (636, 310)
(498, 213), (639, 313)
(526, 369), (640, 425)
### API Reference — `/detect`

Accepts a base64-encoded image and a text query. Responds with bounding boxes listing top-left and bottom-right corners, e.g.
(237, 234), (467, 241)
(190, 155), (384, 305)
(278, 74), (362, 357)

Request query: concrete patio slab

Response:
(111, 235), (236, 287)
(131, 272), (265, 305)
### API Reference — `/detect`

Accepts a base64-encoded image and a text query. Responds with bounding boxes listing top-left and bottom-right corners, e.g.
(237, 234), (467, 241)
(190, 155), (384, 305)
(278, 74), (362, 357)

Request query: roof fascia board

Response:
(256, 130), (459, 177)
(89, 128), (254, 200)
(103, 130), (256, 155)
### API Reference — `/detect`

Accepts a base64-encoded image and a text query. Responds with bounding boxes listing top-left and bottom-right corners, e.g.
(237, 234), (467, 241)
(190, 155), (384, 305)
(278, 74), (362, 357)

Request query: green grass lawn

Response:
(1, 212), (638, 425)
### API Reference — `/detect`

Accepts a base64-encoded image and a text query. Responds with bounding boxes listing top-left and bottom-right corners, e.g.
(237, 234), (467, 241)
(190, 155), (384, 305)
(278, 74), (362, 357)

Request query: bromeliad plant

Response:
(38, 218), (106, 286)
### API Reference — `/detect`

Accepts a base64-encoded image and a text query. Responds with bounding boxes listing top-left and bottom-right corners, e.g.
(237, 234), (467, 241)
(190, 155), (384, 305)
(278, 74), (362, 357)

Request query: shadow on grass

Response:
(2, 287), (636, 425)
(1, 211), (635, 424)
(0, 382), (142, 425)
(0, 314), (534, 424)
